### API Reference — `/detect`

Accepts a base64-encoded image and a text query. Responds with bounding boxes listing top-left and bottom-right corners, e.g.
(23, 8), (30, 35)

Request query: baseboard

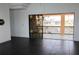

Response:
(11, 36), (29, 39)
(0, 40), (11, 45)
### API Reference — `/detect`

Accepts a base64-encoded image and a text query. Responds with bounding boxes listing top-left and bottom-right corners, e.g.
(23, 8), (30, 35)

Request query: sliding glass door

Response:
(29, 13), (74, 40)
(64, 14), (74, 40)
(29, 15), (43, 39)
(43, 13), (74, 40)
(43, 15), (61, 39)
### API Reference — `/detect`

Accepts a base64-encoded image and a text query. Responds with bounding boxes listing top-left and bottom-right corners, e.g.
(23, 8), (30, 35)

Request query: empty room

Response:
(0, 3), (79, 55)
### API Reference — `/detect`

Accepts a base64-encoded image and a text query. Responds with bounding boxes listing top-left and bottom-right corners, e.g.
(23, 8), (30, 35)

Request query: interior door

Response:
(29, 15), (43, 39)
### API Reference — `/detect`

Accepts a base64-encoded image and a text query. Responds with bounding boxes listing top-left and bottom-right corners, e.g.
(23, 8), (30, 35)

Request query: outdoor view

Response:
(43, 14), (74, 40)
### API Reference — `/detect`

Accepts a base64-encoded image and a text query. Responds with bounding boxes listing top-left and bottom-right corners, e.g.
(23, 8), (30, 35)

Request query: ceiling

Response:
(10, 3), (30, 10)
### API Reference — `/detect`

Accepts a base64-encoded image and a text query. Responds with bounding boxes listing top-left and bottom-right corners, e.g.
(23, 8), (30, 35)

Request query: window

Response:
(43, 13), (74, 40)
(43, 15), (61, 26)
(64, 14), (74, 34)
(29, 13), (74, 40)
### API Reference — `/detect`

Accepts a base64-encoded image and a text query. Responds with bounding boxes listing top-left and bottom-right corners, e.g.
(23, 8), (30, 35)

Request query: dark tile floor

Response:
(0, 37), (79, 55)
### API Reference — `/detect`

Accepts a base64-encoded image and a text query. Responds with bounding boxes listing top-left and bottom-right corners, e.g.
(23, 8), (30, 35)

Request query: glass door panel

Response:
(43, 15), (61, 39)
(43, 15), (61, 26)
(43, 27), (60, 34)
(36, 15), (43, 26)
(65, 14), (74, 26)
(43, 14), (74, 40)
(64, 27), (73, 34)
(64, 14), (74, 40)
(29, 15), (43, 39)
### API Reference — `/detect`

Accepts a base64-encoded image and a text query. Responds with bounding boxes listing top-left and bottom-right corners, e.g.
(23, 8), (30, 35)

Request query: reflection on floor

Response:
(43, 34), (73, 40)
(0, 37), (78, 55)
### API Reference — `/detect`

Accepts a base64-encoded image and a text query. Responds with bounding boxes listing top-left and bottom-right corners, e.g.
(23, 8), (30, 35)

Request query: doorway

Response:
(29, 13), (74, 40)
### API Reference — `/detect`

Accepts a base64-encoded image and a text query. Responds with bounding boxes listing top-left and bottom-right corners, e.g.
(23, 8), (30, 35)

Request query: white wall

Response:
(10, 10), (29, 37)
(10, 3), (79, 41)
(0, 4), (11, 43)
